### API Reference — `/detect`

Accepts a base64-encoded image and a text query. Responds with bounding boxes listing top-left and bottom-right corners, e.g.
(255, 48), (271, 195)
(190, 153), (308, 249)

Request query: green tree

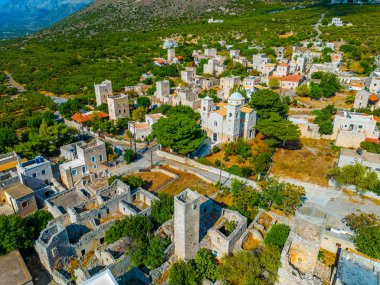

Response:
(144, 236), (170, 269)
(169, 261), (199, 285)
(194, 249), (217, 282)
(256, 113), (300, 147)
(310, 83), (323, 100)
(123, 175), (143, 189)
(216, 246), (282, 284)
(249, 90), (289, 118)
(150, 193), (174, 225)
(313, 105), (336, 135)
(132, 107), (147, 122)
(360, 141), (380, 154)
(0, 127), (18, 153)
(261, 178), (305, 214)
(296, 83), (310, 97)
(269, 78), (280, 89)
(166, 105), (200, 121)
(345, 212), (380, 259)
(105, 215), (154, 244)
(137, 96), (151, 108)
(151, 114), (204, 155)
(264, 224), (290, 250)
(0, 210), (52, 255)
(123, 149), (137, 164)
(329, 163), (379, 193)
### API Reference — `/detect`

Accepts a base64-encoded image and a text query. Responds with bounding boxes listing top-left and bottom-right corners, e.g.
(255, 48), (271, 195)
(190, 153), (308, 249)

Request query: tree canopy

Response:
(0, 210), (52, 255)
(345, 212), (380, 259)
(329, 163), (380, 194)
(249, 90), (289, 118)
(256, 113), (300, 147)
(151, 114), (204, 155)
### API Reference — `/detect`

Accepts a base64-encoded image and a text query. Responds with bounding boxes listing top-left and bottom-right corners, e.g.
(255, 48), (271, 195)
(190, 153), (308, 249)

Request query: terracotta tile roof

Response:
(71, 111), (109, 123)
(349, 80), (364, 88)
(216, 102), (227, 108)
(365, 137), (380, 144)
(215, 109), (227, 117)
(368, 95), (379, 102)
(147, 113), (164, 119)
(241, 106), (254, 113)
(135, 122), (149, 129)
(270, 74), (303, 82)
(175, 56), (183, 60)
(373, 116), (380, 122)
(153, 58), (166, 64)
(279, 63), (289, 67)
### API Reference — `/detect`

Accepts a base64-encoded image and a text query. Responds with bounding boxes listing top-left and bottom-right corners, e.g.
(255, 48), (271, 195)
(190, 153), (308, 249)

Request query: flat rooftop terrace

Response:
(51, 191), (86, 214)
(0, 250), (32, 285)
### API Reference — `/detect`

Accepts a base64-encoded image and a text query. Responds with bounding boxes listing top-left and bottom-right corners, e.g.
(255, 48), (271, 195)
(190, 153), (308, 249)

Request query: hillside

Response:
(1, 0), (379, 97)
(0, 0), (93, 39)
(34, 0), (236, 38)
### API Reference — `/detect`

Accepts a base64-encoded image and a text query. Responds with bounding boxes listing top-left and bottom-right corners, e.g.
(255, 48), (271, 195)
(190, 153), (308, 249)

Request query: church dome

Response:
(229, 92), (244, 101)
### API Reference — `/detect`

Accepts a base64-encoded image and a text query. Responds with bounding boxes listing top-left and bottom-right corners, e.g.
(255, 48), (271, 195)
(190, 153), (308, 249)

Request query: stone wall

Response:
(156, 150), (257, 187)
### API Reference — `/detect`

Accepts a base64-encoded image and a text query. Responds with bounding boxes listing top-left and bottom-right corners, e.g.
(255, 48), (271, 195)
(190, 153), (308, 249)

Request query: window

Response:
(99, 155), (103, 162)
(93, 164), (97, 169)
(214, 121), (218, 127)
(32, 173), (37, 178)
(82, 166), (86, 173)
(91, 156), (96, 162)
(41, 170), (46, 175)
(21, 201), (28, 208)
(71, 169), (78, 176)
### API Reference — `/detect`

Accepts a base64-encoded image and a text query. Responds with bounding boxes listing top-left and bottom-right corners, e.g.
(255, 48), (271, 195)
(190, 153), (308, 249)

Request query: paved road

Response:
(279, 177), (380, 228)
(149, 153), (380, 228)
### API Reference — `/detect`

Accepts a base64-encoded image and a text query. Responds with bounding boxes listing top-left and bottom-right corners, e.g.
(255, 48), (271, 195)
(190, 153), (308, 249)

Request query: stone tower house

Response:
(174, 189), (201, 260)
(95, 79), (113, 106)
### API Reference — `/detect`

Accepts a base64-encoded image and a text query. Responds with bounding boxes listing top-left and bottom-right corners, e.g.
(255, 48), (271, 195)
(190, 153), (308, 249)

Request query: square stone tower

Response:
(107, 93), (129, 120)
(156, 80), (170, 100)
(174, 189), (201, 260)
(95, 80), (113, 106)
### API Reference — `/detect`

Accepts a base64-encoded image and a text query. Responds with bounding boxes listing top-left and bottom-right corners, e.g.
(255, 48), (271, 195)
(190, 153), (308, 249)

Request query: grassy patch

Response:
(159, 166), (218, 197)
(124, 171), (173, 192)
(270, 138), (338, 186)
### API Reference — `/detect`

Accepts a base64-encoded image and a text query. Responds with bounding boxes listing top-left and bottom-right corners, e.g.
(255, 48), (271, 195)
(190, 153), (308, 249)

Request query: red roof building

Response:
(71, 111), (109, 124)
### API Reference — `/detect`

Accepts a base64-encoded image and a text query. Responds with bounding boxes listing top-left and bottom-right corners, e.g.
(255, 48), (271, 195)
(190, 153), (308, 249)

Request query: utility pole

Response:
(133, 121), (137, 154)
(150, 151), (153, 169)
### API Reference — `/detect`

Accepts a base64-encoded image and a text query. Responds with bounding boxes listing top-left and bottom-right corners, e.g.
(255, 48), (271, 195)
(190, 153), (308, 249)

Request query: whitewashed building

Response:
(200, 92), (256, 143)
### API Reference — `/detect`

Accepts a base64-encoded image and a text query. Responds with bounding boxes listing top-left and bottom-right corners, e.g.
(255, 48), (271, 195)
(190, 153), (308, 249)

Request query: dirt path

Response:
(5, 72), (25, 92)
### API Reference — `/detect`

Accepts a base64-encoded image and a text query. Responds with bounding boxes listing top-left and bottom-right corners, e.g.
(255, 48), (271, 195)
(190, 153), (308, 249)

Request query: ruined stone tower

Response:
(174, 189), (201, 260)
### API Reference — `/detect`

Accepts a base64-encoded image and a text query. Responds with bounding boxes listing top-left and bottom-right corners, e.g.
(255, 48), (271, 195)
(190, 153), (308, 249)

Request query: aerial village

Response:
(0, 15), (380, 285)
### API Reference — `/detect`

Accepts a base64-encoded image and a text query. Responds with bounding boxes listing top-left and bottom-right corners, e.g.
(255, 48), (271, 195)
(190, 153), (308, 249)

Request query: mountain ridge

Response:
(0, 0), (93, 39)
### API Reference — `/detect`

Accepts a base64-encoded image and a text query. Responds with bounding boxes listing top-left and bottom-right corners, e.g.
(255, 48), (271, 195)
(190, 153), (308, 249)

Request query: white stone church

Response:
(199, 92), (256, 143)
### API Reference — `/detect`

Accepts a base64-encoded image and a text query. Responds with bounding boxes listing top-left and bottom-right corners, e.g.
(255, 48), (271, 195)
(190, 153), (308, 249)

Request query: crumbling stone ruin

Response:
(278, 206), (327, 285)
(35, 179), (159, 284)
